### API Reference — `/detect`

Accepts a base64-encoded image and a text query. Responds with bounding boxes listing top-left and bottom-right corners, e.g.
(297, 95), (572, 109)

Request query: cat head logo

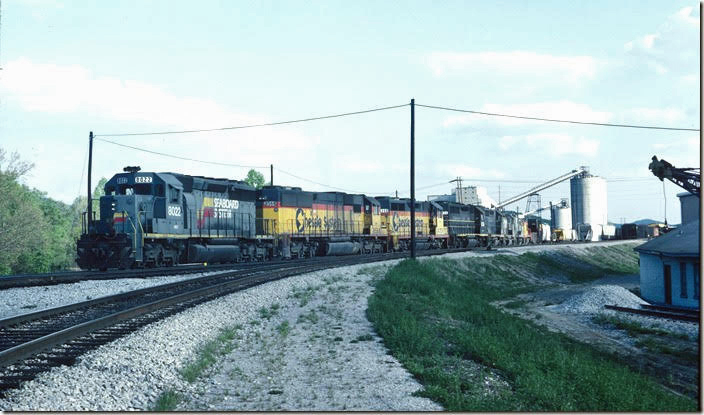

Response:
(295, 208), (305, 233)
(392, 211), (400, 232)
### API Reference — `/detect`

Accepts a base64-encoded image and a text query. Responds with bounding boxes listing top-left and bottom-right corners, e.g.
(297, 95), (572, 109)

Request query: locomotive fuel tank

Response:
(188, 244), (241, 263)
(325, 241), (361, 255)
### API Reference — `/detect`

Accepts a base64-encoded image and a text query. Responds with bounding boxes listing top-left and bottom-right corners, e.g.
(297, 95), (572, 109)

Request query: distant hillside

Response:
(632, 219), (660, 225)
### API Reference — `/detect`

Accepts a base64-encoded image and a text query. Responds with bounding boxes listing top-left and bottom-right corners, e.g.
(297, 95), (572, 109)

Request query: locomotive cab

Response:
(77, 168), (187, 270)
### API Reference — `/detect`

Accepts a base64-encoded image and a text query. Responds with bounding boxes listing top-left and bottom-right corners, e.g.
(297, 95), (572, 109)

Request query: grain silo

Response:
(570, 168), (607, 241)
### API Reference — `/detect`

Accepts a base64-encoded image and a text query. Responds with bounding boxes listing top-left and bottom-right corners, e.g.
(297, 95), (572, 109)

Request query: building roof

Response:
(634, 220), (700, 257)
(677, 191), (696, 198)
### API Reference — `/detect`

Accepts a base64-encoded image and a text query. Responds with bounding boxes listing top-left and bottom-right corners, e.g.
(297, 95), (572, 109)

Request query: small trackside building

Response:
(634, 220), (700, 309)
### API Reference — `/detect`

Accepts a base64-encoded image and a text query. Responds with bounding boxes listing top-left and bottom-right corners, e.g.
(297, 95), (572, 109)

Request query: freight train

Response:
(77, 167), (544, 270)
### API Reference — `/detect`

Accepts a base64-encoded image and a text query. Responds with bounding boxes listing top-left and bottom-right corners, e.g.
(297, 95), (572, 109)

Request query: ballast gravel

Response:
(0, 271), (229, 320)
(551, 284), (646, 314)
(0, 260), (443, 411)
(550, 284), (699, 339)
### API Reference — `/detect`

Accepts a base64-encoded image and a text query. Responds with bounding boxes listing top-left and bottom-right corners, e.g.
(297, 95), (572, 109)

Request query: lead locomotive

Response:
(77, 166), (265, 270)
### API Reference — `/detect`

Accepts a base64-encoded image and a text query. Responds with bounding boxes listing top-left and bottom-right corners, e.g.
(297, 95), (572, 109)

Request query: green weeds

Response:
(180, 325), (241, 383)
(592, 313), (689, 339)
(151, 389), (183, 411)
(290, 284), (320, 307)
(367, 257), (696, 411)
(636, 338), (700, 363)
(258, 303), (280, 320)
(276, 320), (291, 336)
(297, 309), (319, 325)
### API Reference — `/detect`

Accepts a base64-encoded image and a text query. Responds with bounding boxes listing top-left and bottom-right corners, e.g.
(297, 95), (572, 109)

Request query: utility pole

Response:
(270, 164), (273, 186)
(87, 131), (94, 231)
(410, 98), (416, 259)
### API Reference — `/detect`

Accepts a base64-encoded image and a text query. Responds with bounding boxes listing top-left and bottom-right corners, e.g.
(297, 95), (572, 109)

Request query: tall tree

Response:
(0, 149), (48, 274)
(244, 169), (265, 189)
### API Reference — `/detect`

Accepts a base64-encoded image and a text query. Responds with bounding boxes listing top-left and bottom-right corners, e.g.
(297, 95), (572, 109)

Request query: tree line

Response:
(0, 147), (268, 275)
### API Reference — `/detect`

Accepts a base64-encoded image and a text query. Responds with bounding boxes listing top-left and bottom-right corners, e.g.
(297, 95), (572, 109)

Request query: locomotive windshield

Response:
(111, 184), (152, 195)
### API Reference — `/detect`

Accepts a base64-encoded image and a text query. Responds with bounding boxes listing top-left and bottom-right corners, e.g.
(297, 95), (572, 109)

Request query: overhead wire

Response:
(89, 99), (689, 196)
(415, 103), (700, 132)
(273, 167), (393, 195)
(96, 137), (268, 169)
(94, 103), (410, 137)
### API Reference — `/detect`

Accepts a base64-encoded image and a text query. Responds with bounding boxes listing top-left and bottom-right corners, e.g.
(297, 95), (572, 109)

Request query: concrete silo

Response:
(570, 169), (608, 241)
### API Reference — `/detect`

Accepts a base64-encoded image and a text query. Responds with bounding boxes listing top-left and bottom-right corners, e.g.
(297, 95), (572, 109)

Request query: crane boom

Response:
(648, 156), (700, 196)
(523, 200), (563, 217)
(495, 168), (586, 209)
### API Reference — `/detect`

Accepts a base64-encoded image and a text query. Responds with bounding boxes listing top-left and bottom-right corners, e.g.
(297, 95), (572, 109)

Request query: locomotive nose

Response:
(102, 195), (136, 231)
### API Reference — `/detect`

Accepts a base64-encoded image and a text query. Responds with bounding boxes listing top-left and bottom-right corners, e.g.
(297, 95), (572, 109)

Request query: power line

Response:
(274, 167), (393, 195)
(97, 138), (268, 169)
(94, 103), (409, 137)
(416, 103), (700, 132)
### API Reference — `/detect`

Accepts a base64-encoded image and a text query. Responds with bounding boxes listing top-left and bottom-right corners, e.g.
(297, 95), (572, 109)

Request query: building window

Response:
(680, 262), (687, 298)
(694, 263), (700, 300)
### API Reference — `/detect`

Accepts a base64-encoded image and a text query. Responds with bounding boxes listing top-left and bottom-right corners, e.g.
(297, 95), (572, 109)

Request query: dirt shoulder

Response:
(497, 272), (699, 399)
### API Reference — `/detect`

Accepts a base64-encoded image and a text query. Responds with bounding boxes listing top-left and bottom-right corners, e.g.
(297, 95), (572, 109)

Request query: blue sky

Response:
(0, 0), (700, 224)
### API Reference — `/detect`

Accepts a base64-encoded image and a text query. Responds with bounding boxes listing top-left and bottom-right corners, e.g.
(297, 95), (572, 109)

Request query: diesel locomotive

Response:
(77, 167), (535, 270)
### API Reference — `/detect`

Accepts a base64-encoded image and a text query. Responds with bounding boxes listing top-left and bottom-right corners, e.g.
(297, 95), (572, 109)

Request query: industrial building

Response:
(432, 166), (615, 242)
(634, 220), (700, 309)
(678, 191), (698, 225)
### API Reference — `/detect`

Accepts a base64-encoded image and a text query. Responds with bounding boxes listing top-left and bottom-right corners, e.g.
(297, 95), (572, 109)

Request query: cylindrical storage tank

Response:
(570, 174), (607, 228)
(550, 204), (572, 231)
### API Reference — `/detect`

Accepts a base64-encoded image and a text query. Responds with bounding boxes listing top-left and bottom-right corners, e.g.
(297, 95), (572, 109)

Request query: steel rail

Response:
(639, 303), (700, 316)
(0, 260), (294, 290)
(604, 305), (700, 322)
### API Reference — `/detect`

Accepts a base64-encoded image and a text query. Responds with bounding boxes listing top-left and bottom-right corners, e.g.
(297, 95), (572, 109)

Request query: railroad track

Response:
(0, 261), (285, 290)
(0, 248), (466, 394)
(0, 239), (627, 290)
(604, 304), (700, 322)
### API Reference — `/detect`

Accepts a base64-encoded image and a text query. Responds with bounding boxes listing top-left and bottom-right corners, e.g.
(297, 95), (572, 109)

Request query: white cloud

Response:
(624, 6), (699, 75)
(623, 107), (688, 124)
(1, 58), (258, 127)
(443, 100), (612, 128)
(649, 136), (701, 175)
(427, 51), (598, 85)
(333, 155), (384, 173)
(499, 133), (600, 157)
(0, 58), (318, 155)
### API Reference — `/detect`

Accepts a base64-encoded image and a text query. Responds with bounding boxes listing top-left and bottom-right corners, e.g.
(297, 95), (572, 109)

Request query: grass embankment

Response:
(367, 247), (696, 411)
(521, 243), (640, 283)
